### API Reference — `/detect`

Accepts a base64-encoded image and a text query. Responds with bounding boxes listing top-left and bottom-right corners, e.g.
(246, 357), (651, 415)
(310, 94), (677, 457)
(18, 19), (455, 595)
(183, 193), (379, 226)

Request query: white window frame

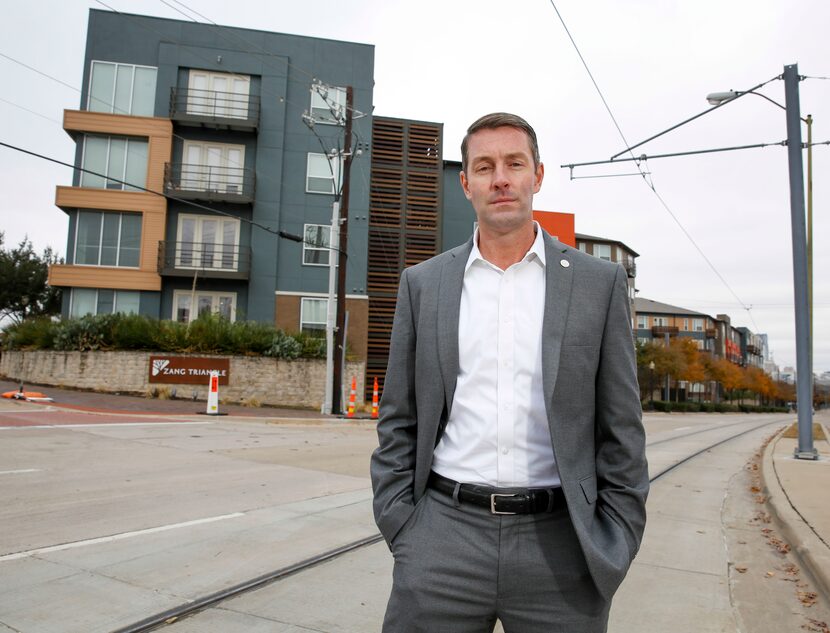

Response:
(636, 315), (648, 329)
(300, 297), (328, 334)
(693, 318), (704, 332)
(187, 70), (250, 120)
(175, 214), (240, 271)
(181, 141), (246, 194)
(80, 135), (148, 191)
(73, 211), (142, 268)
(653, 316), (668, 327)
(593, 243), (611, 261)
(172, 290), (237, 323)
(310, 85), (346, 125)
(302, 223), (331, 267)
(306, 152), (342, 194)
(578, 242), (587, 253)
(69, 288), (140, 317)
(87, 60), (157, 116)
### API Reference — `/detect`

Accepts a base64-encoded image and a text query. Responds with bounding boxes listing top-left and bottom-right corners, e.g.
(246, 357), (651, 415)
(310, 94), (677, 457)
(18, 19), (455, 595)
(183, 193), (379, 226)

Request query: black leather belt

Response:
(428, 471), (565, 515)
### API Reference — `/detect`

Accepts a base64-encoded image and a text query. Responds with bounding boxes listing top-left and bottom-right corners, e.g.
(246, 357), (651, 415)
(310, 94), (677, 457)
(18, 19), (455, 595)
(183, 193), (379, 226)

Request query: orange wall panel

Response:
(532, 210), (575, 247)
(49, 264), (161, 291)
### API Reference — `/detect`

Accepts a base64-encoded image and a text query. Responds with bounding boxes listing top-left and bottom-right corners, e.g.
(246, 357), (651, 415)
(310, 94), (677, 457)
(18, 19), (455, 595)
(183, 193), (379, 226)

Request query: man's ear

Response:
(460, 171), (472, 200)
(533, 162), (545, 194)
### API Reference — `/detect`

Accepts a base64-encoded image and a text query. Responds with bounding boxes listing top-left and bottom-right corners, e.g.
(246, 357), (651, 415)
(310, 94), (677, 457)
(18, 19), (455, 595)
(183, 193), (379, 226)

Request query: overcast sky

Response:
(1, 0), (828, 374)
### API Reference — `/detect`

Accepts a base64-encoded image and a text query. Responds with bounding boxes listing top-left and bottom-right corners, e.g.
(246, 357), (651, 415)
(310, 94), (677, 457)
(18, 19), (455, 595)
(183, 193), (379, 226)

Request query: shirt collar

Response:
(466, 221), (547, 272)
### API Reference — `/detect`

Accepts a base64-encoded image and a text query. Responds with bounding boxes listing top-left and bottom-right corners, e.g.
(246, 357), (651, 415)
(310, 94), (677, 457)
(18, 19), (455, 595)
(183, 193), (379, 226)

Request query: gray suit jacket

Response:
(370, 232), (649, 600)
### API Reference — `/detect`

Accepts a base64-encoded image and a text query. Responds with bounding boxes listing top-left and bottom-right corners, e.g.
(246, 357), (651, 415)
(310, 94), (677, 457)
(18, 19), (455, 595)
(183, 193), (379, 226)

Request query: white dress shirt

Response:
(432, 223), (560, 487)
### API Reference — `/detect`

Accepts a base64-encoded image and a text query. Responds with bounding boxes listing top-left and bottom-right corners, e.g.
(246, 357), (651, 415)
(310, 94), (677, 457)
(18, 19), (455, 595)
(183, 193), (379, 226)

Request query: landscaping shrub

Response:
(2, 313), (320, 360)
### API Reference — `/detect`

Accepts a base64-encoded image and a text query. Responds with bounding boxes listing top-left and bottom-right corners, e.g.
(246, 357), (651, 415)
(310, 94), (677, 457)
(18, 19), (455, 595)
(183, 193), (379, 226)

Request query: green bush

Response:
(2, 316), (56, 349)
(2, 313), (318, 360)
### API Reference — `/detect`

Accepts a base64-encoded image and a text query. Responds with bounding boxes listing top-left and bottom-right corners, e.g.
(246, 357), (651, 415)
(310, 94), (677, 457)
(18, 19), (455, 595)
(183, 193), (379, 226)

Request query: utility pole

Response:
(783, 64), (817, 459)
(332, 86), (354, 414)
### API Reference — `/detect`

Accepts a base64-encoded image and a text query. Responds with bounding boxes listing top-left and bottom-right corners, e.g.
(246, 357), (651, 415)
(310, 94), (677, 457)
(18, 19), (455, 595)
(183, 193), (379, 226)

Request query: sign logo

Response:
(151, 359), (170, 376)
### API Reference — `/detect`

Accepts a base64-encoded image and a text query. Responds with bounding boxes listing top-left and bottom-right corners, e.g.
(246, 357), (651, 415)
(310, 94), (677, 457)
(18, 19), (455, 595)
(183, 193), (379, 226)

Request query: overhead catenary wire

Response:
(0, 140), (347, 257)
(547, 0), (762, 333)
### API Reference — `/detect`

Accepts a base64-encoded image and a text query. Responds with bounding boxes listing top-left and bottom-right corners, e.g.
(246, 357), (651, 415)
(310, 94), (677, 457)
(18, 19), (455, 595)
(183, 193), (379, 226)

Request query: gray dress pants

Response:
(383, 488), (610, 633)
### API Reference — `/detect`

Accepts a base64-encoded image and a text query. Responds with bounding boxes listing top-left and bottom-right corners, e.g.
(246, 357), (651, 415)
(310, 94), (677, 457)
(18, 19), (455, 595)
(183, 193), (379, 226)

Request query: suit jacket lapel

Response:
(437, 238), (472, 415)
(541, 234), (573, 411)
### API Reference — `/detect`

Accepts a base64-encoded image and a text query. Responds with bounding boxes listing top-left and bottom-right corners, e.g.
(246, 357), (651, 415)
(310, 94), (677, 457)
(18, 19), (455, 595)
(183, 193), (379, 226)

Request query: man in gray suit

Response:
(371, 112), (648, 632)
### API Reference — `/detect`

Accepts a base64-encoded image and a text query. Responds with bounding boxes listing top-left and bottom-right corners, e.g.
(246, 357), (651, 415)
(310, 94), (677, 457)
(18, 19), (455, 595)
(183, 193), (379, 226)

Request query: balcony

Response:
(621, 257), (637, 278)
(746, 343), (760, 355)
(169, 87), (260, 131)
(157, 241), (251, 280)
(652, 325), (679, 337)
(164, 163), (255, 204)
(705, 327), (717, 339)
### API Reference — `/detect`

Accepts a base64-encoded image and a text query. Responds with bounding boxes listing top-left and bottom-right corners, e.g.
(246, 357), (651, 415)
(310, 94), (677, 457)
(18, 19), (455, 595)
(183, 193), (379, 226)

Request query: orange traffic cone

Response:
(371, 377), (379, 419)
(346, 376), (357, 418)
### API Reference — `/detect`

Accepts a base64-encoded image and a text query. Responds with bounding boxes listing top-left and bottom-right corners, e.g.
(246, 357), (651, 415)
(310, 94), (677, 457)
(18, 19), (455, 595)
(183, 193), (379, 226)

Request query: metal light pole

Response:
(783, 64), (817, 459)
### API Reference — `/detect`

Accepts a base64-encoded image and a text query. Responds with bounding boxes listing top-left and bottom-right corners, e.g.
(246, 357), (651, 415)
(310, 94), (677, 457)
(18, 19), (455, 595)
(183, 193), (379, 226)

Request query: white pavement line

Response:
(0, 512), (245, 562)
(0, 421), (210, 430)
(0, 469), (42, 475)
(674, 426), (692, 431)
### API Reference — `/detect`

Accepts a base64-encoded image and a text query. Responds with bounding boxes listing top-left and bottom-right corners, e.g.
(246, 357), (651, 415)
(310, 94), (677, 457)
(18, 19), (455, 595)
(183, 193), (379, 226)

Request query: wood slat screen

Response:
(366, 117), (443, 400)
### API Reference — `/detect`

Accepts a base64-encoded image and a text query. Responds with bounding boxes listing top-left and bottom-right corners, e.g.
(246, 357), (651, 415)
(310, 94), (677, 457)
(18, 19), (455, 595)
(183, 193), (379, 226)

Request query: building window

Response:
(187, 70), (250, 120)
(173, 290), (236, 323)
(636, 315), (648, 329)
(578, 242), (586, 253)
(310, 85), (346, 125)
(693, 318), (704, 331)
(88, 61), (157, 116)
(683, 318), (689, 331)
(653, 316), (668, 327)
(74, 211), (141, 267)
(300, 297), (327, 334)
(80, 135), (148, 190)
(176, 215), (240, 271)
(593, 244), (611, 261)
(180, 141), (246, 195)
(303, 224), (331, 266)
(70, 288), (140, 317)
(306, 153), (342, 194)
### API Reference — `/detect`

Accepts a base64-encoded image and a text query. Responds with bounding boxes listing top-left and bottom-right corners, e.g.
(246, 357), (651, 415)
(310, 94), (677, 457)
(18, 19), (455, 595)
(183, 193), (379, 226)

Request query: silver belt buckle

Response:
(490, 493), (518, 515)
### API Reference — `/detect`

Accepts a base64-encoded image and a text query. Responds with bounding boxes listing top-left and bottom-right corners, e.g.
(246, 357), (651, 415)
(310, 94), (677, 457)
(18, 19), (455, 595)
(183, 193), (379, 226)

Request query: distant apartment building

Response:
(633, 298), (718, 353)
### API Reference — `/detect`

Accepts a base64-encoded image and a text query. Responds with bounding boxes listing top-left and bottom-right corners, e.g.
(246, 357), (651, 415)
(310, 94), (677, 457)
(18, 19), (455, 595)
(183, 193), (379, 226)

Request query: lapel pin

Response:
(560, 259), (570, 268)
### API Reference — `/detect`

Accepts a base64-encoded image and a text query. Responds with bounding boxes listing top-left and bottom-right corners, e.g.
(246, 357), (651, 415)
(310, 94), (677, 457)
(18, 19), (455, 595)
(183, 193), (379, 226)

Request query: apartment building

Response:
(48, 9), (374, 361)
(634, 297), (718, 352)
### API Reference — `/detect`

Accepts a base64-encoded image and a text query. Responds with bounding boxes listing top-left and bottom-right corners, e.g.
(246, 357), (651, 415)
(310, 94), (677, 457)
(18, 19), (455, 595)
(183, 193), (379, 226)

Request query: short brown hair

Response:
(460, 112), (540, 172)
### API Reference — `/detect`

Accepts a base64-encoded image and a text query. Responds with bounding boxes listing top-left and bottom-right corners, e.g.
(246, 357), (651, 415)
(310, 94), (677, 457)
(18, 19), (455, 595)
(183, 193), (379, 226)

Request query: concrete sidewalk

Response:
(762, 410), (830, 605)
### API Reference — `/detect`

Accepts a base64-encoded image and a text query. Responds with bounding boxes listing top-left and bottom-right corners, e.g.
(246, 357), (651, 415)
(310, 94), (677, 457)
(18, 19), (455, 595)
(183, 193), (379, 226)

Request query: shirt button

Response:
(502, 447), (509, 455)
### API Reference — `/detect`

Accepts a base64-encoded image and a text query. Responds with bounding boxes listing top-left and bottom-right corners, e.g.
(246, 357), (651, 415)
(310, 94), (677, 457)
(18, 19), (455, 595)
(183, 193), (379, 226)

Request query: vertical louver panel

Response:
(366, 117), (442, 400)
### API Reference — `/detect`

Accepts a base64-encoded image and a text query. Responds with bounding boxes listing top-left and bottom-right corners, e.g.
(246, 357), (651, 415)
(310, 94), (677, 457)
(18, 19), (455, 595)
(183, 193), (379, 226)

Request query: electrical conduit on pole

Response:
(323, 199), (340, 416)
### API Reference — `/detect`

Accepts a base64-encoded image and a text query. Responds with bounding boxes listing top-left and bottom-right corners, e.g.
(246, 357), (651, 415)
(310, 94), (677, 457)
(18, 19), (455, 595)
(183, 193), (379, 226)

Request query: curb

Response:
(761, 426), (830, 605)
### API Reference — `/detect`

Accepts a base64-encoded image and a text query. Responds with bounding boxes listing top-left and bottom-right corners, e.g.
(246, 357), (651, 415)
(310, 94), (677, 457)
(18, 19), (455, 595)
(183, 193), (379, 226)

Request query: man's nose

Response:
(492, 164), (510, 188)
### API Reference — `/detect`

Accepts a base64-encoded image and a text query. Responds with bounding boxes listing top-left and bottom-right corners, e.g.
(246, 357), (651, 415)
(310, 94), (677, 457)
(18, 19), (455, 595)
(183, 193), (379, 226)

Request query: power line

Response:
(547, 0), (761, 333)
(0, 140), (347, 256)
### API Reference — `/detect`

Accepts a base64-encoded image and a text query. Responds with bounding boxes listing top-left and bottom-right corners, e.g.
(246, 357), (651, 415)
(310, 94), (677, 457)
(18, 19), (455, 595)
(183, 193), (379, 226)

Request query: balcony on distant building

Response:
(164, 162), (255, 203)
(169, 87), (260, 131)
(652, 325), (679, 337)
(621, 256), (637, 278)
(157, 241), (251, 280)
(705, 327), (717, 339)
(746, 343), (760, 355)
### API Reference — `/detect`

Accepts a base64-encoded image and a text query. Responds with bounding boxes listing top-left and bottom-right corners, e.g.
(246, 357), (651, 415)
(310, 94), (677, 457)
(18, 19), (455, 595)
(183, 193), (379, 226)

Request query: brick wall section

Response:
(0, 351), (365, 410)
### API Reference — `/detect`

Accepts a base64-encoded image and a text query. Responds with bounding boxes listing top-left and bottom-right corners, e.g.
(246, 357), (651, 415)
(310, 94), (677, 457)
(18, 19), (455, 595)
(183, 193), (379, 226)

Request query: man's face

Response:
(460, 126), (544, 235)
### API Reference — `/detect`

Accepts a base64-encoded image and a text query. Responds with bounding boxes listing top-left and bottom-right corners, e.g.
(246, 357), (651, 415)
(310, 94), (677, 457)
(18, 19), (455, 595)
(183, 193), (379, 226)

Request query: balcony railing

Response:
(705, 327), (717, 339)
(164, 162), (255, 203)
(157, 241), (251, 280)
(621, 257), (637, 278)
(652, 325), (679, 337)
(746, 343), (760, 355)
(170, 87), (260, 131)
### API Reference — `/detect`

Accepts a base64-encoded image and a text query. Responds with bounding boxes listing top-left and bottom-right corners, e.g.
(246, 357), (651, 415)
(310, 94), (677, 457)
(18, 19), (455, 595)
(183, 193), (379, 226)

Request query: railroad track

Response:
(113, 415), (790, 633)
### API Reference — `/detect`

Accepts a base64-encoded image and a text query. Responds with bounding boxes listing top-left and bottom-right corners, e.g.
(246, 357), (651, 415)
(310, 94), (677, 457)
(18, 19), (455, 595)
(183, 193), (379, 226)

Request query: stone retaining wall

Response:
(0, 350), (365, 410)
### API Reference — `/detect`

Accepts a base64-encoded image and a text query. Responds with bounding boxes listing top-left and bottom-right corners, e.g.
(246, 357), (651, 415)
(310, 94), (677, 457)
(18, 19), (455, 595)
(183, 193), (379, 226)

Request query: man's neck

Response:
(477, 222), (537, 271)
